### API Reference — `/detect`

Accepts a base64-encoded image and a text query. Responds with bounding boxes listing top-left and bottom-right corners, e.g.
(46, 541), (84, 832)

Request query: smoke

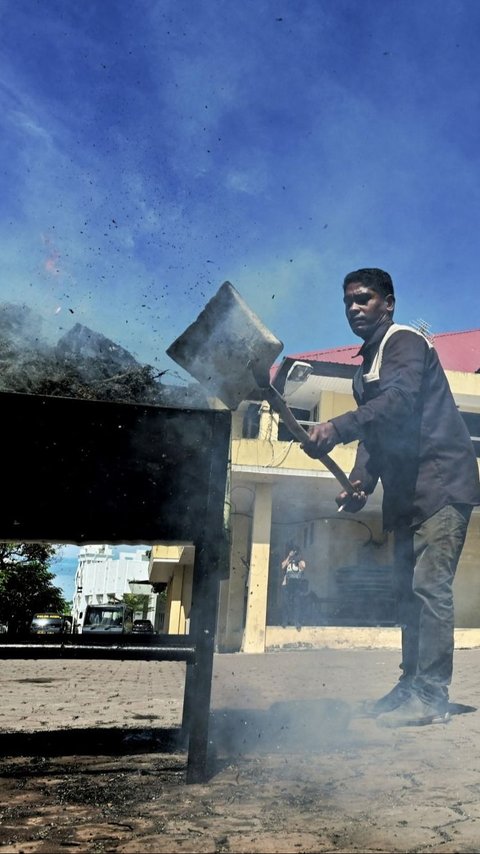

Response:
(210, 698), (352, 758)
(0, 302), (210, 408)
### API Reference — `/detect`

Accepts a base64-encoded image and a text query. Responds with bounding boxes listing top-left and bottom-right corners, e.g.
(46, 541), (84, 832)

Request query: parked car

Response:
(132, 619), (154, 634)
(30, 613), (69, 635)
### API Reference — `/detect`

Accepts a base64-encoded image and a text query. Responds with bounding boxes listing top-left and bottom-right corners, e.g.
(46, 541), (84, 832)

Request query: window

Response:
(242, 403), (261, 438)
(278, 407), (311, 442)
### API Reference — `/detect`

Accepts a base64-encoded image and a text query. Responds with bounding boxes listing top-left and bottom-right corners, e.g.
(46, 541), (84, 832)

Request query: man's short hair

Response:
(343, 268), (394, 299)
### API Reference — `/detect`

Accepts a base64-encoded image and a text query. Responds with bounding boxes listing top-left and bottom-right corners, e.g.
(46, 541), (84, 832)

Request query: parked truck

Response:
(76, 603), (134, 635)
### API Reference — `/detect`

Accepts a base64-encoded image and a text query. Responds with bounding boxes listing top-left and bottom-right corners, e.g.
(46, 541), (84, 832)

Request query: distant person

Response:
(302, 267), (480, 726)
(281, 545), (307, 630)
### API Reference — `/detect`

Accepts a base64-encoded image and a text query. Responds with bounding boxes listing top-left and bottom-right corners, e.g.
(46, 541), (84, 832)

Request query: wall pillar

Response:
(216, 578), (230, 650)
(222, 513), (250, 650)
(181, 562), (193, 633)
(166, 564), (184, 633)
(242, 482), (273, 653)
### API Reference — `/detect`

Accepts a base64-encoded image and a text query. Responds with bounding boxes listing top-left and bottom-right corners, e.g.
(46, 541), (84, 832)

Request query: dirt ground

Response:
(0, 648), (480, 853)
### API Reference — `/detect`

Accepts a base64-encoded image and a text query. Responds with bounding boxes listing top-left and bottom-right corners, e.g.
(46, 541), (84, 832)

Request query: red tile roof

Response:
(289, 329), (480, 374)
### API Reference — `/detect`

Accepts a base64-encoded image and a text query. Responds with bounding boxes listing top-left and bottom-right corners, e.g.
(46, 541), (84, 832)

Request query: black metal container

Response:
(0, 390), (230, 544)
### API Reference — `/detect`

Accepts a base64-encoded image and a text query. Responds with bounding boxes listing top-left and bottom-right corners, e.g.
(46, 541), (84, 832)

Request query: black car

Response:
(132, 619), (154, 634)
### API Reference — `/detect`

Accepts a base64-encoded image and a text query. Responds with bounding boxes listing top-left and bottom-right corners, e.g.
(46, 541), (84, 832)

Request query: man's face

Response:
(343, 282), (394, 341)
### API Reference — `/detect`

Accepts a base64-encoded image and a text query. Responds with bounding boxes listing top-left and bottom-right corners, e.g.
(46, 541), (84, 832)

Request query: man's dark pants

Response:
(281, 577), (306, 627)
(393, 503), (472, 709)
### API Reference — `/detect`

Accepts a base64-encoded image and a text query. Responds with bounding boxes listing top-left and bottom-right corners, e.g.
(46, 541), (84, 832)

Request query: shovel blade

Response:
(166, 282), (283, 409)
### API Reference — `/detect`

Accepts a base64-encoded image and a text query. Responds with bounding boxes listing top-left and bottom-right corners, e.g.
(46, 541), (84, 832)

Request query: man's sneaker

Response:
(361, 681), (412, 718)
(377, 693), (450, 728)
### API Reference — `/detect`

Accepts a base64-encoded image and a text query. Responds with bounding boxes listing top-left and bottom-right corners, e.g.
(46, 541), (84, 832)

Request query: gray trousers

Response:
(393, 503), (471, 707)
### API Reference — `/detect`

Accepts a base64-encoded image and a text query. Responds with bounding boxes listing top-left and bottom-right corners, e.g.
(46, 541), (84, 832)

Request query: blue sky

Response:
(1, 0), (480, 383)
(51, 549), (77, 602)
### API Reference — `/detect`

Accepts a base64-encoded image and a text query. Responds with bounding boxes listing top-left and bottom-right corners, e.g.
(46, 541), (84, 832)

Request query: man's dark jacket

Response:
(330, 320), (480, 530)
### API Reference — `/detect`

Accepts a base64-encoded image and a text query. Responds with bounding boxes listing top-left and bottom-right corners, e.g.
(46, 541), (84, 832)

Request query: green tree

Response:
(0, 544), (67, 633)
(122, 593), (150, 618)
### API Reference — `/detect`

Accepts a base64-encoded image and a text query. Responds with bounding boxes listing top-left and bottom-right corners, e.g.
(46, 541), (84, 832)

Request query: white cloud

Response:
(10, 109), (51, 142)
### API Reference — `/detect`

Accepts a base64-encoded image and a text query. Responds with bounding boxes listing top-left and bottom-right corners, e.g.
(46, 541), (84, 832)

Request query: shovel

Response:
(166, 281), (355, 496)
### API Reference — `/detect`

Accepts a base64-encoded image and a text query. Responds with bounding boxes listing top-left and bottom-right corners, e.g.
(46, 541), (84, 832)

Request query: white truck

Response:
(75, 603), (134, 635)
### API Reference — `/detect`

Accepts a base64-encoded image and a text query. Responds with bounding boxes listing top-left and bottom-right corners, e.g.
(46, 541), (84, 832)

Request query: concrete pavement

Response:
(1, 647), (480, 851)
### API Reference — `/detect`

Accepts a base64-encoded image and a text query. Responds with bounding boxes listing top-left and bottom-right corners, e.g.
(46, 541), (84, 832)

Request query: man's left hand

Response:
(301, 421), (338, 458)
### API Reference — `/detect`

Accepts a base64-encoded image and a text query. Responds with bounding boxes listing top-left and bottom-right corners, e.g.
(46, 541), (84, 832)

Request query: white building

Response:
(72, 545), (163, 631)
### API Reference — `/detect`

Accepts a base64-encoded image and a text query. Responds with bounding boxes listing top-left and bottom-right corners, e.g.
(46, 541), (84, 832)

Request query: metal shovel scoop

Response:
(166, 281), (354, 495)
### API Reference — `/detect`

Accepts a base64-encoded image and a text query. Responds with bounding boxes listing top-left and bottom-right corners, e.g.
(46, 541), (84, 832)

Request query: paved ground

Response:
(0, 648), (480, 852)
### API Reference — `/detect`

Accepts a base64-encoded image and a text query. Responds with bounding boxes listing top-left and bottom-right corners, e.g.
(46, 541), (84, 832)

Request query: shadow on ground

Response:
(0, 699), (473, 764)
(448, 702), (477, 715)
(0, 726), (183, 759)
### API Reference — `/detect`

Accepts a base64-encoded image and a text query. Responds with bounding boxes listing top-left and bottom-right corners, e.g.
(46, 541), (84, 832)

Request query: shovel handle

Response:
(263, 386), (356, 496)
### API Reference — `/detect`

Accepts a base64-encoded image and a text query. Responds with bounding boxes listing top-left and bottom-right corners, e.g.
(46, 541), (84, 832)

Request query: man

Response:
(280, 545), (307, 630)
(302, 268), (480, 726)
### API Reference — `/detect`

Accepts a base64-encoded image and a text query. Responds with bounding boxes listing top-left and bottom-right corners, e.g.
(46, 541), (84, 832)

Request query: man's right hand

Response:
(335, 480), (367, 513)
(302, 421), (339, 458)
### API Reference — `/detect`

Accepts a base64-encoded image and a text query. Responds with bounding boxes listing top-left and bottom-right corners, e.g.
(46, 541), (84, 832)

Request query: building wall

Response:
(147, 544), (195, 635)
(164, 563), (193, 633)
(73, 545), (160, 630)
